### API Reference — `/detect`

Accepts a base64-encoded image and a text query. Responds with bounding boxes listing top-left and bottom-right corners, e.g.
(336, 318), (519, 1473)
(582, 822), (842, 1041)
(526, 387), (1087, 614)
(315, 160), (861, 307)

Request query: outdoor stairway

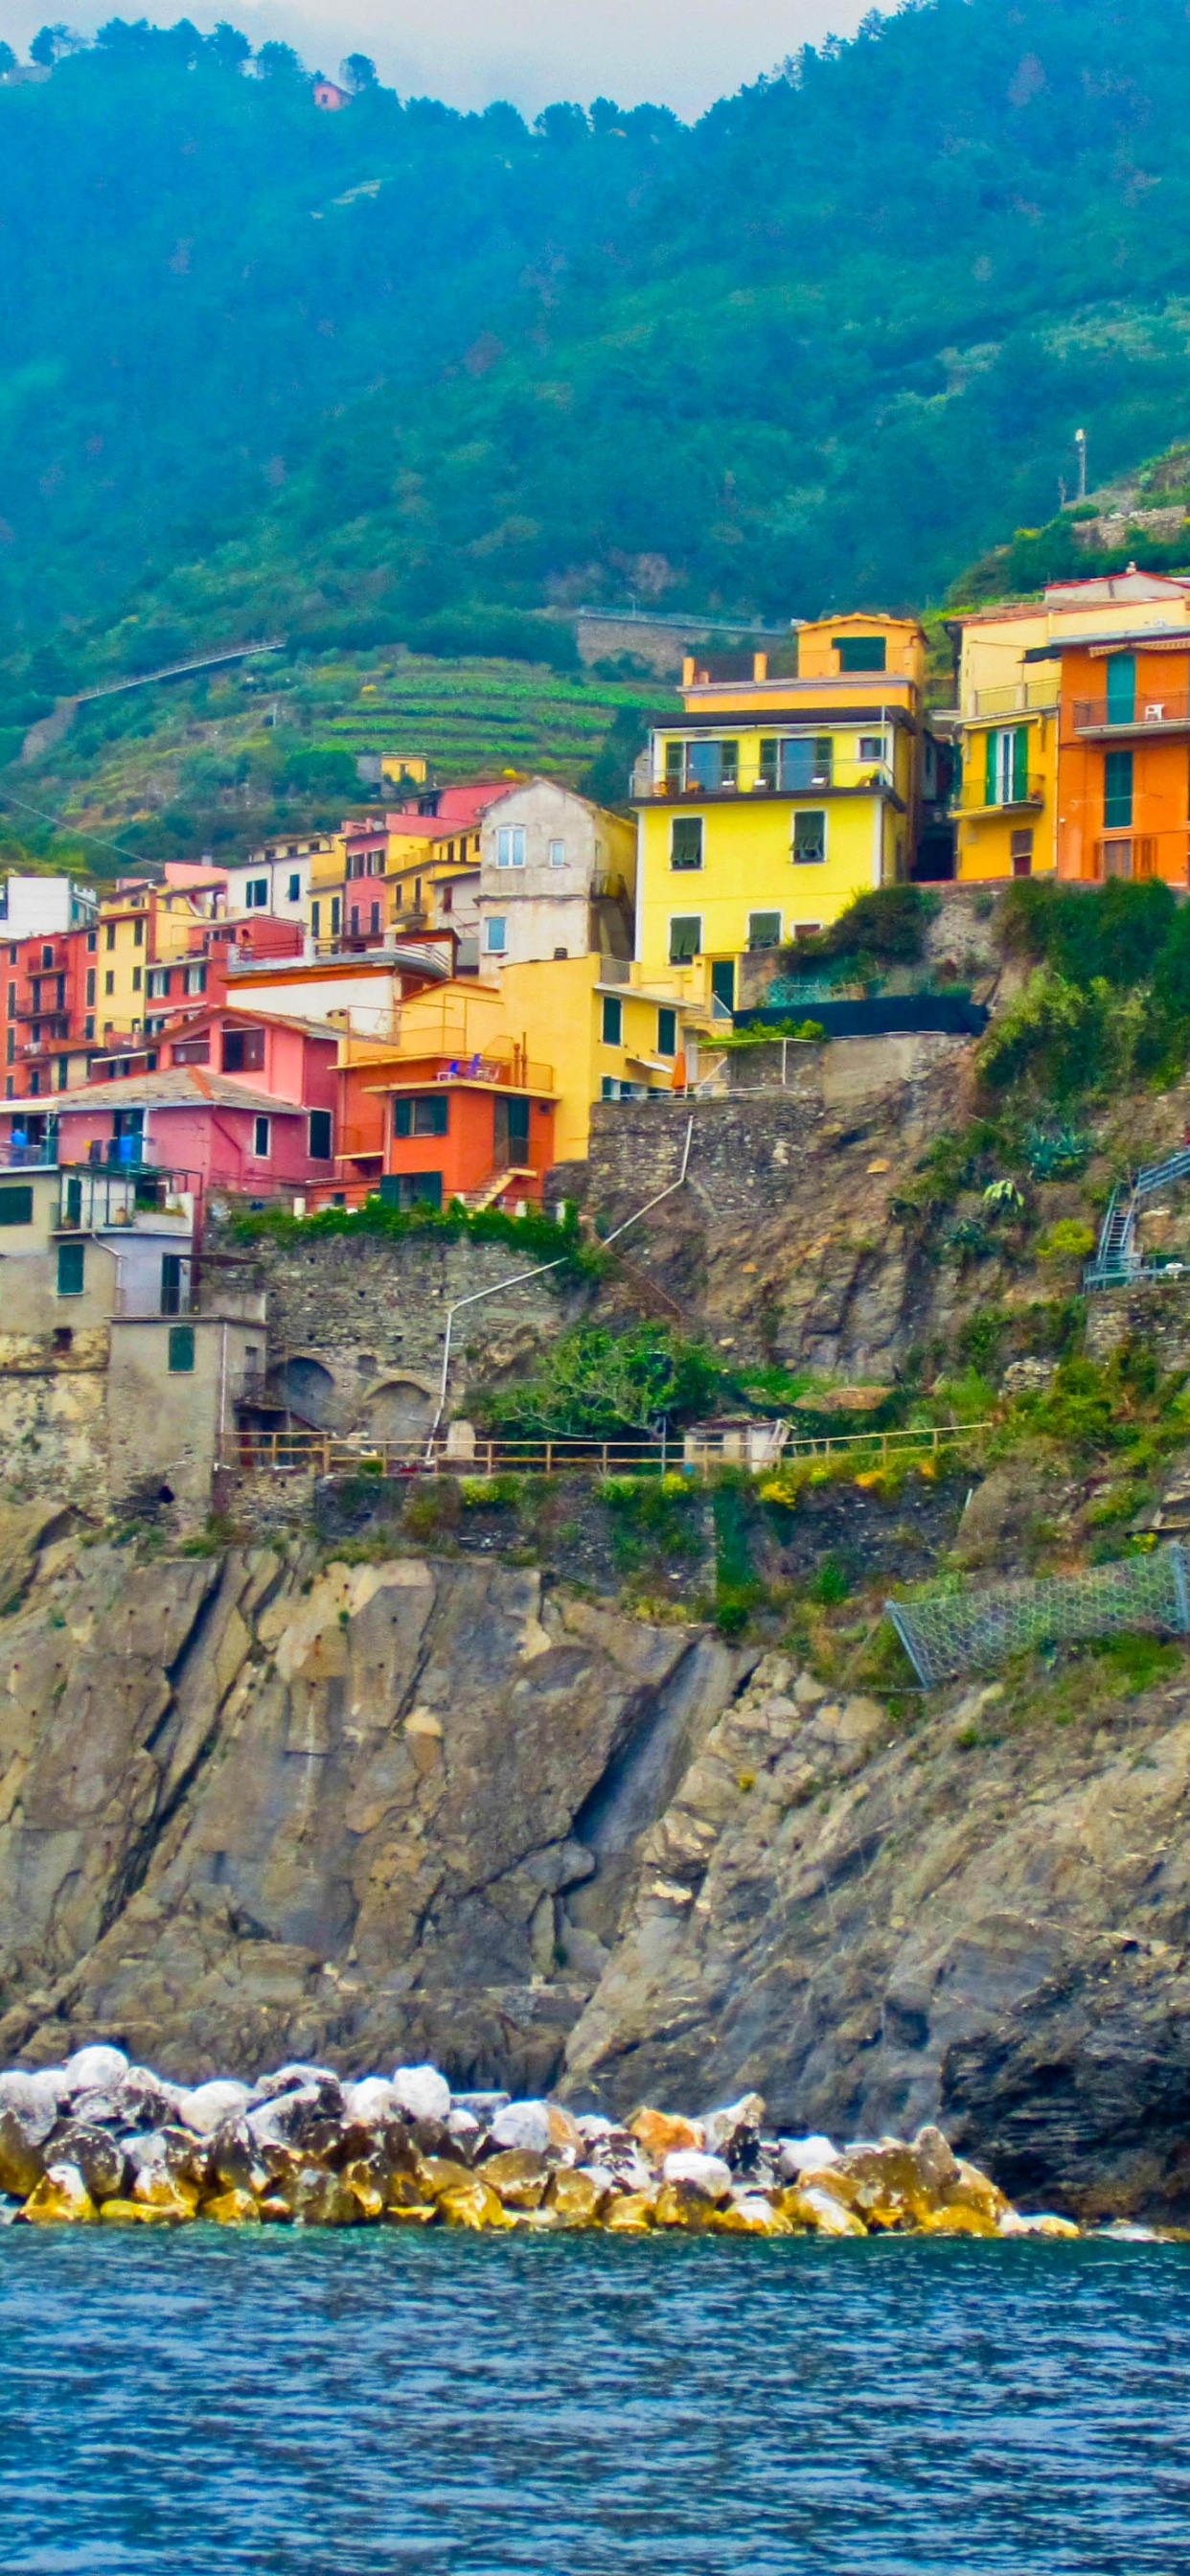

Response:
(1087, 1144), (1190, 1287)
(458, 1166), (535, 1212)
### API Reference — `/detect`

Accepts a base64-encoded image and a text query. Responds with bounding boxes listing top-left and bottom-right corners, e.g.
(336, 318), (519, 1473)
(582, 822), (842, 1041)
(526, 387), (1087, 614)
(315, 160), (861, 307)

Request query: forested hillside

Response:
(8, 0), (1190, 720)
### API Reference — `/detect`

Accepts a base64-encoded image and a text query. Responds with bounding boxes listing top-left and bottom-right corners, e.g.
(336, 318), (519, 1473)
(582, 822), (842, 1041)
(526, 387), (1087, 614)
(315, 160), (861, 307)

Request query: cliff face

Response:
(2, 1510), (1188, 2220)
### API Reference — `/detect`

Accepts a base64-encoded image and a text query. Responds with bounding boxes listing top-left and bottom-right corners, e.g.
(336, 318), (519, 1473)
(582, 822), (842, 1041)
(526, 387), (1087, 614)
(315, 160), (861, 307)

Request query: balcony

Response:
(57, 1166), (197, 1231)
(1072, 696), (1190, 738)
(967, 680), (1059, 719)
(952, 776), (1046, 819)
(636, 752), (898, 803)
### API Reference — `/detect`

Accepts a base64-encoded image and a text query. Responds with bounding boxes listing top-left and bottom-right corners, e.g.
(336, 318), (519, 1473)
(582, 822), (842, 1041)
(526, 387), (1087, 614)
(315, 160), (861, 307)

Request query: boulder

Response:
(0, 2106), (47, 2199)
(390, 2064), (450, 2126)
(281, 2167), (359, 2226)
(116, 2067), (184, 2131)
(913, 2123), (960, 2194)
(488, 2100), (552, 2157)
(653, 2177), (719, 2230)
(245, 2087), (326, 2151)
(452, 2091), (510, 2122)
(629, 2107), (705, 2161)
(661, 2150), (732, 2200)
(50, 2124), (126, 2204)
(919, 2202), (999, 2238)
(437, 2178), (509, 2231)
(480, 2149), (549, 2211)
(207, 2122), (269, 2198)
(833, 2143), (937, 2230)
(703, 2094), (767, 2165)
(202, 2188), (262, 2224)
(176, 2080), (252, 2137)
(777, 2135), (839, 2180)
(130, 2170), (198, 2219)
(252, 2063), (344, 2114)
(602, 2191), (655, 2230)
(341, 2159), (387, 2221)
(0, 2071), (57, 2145)
(61, 2045), (128, 2098)
(21, 2162), (98, 2224)
(714, 2195), (792, 2236)
(543, 2168), (603, 2227)
(998, 2210), (1080, 2239)
(344, 2078), (395, 2127)
(126, 2126), (209, 2189)
(99, 2198), (178, 2224)
(782, 2185), (867, 2237)
(413, 2155), (475, 2202)
(446, 2107), (481, 2149)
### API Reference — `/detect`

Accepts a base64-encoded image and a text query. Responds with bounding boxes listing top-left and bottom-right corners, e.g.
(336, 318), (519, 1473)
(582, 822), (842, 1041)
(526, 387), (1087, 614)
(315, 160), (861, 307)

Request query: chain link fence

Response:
(886, 1544), (1190, 1688)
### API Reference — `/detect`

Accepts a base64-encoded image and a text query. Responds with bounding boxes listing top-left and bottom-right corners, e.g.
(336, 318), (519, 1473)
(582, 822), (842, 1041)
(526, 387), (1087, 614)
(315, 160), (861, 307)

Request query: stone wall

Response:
(204, 1226), (587, 1432)
(0, 1355), (107, 1513)
(1086, 1277), (1190, 1371)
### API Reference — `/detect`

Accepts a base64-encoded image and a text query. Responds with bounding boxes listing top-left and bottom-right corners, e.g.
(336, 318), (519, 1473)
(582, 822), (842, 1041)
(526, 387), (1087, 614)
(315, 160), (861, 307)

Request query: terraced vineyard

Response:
(312, 655), (672, 784)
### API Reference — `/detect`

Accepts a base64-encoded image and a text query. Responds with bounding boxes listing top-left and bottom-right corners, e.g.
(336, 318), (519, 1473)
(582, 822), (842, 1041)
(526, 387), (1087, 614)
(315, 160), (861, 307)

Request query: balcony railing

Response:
(966, 680), (1059, 719)
(953, 775), (1046, 817)
(57, 1166), (198, 1230)
(1072, 696), (1190, 735)
(637, 756), (896, 802)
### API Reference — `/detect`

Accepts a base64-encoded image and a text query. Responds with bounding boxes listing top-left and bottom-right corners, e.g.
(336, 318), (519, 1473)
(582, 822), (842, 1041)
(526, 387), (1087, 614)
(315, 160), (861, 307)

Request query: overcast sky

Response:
(0, 0), (872, 117)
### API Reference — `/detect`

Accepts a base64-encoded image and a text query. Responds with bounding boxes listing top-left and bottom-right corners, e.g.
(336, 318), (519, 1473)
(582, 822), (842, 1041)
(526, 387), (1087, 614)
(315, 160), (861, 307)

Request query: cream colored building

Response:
(476, 781), (636, 971)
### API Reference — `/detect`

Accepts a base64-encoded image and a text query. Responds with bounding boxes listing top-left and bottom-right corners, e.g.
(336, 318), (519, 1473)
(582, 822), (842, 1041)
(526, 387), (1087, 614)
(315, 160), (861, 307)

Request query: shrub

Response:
(479, 1322), (723, 1438)
(1036, 1218), (1095, 1264)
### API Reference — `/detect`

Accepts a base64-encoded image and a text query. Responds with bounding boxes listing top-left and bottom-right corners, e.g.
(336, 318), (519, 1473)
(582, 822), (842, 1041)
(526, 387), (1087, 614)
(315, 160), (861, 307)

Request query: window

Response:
(246, 877), (268, 908)
(172, 1036), (210, 1065)
(146, 968), (170, 1000)
(669, 916), (701, 964)
(602, 994), (623, 1046)
(497, 827), (526, 868)
(160, 1254), (184, 1317)
(331, 897), (341, 937)
(105, 924), (115, 951)
(184, 963), (206, 997)
(984, 726), (1028, 808)
(131, 966), (142, 993)
(5, 984), (12, 1016)
(252, 1116), (270, 1159)
(85, 969), (96, 1007)
(350, 906), (360, 935)
(168, 1323), (195, 1373)
(370, 902), (381, 934)
(41, 945), (53, 970)
(503, 1095), (531, 1154)
(133, 917), (144, 947)
(0, 1185), (33, 1225)
(548, 839), (566, 868)
(309, 1109), (332, 1160)
(86, 931), (97, 954)
(104, 970), (115, 997)
(665, 739), (684, 791)
(858, 734), (885, 762)
(671, 816), (703, 870)
(379, 1172), (443, 1211)
(748, 911), (783, 949)
(485, 917), (507, 954)
(1106, 654), (1136, 725)
(310, 902), (321, 938)
(1010, 829), (1034, 879)
(657, 1006), (677, 1057)
(835, 633), (886, 672)
(56, 1056), (68, 1092)
(1105, 748), (1134, 830)
(287, 872), (301, 904)
(84, 1018), (94, 1042)
(393, 1093), (449, 1138)
(686, 738), (739, 792)
(57, 1241), (84, 1298)
(792, 811), (827, 864)
(222, 1028), (264, 1072)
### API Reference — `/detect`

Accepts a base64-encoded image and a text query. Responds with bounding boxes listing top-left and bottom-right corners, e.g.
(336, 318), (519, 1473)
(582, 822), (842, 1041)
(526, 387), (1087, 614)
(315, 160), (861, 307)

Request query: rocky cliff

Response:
(2, 1507), (1188, 2220)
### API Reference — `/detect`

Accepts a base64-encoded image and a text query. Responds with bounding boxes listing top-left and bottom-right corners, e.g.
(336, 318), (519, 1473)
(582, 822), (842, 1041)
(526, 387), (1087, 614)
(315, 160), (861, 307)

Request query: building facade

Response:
(475, 779), (635, 970)
(632, 613), (927, 1010)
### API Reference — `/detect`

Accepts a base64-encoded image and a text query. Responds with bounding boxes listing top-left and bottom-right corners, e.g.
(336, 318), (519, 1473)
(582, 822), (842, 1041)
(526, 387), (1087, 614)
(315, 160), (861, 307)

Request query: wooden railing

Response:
(224, 1419), (993, 1482)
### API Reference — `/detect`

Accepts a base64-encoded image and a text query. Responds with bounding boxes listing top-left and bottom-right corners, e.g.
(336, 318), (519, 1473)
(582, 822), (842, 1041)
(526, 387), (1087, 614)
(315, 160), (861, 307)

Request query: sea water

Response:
(2, 2230), (1188, 2573)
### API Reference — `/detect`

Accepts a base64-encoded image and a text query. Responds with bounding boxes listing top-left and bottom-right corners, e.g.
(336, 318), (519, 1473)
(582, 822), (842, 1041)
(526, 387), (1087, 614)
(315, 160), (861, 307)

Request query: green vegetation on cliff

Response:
(11, 0), (1190, 712)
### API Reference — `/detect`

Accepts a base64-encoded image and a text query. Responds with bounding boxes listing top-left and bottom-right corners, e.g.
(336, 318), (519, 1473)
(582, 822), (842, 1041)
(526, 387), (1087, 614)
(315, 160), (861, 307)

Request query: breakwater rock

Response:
(4, 1509), (1190, 2220)
(1, 2045), (1087, 2237)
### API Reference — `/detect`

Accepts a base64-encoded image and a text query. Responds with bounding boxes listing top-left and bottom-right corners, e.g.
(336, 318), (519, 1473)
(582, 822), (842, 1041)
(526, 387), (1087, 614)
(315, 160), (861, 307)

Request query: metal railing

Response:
(1073, 696), (1190, 734)
(224, 1418), (991, 1483)
(637, 755), (897, 802)
(953, 775), (1046, 816)
(966, 681), (1059, 719)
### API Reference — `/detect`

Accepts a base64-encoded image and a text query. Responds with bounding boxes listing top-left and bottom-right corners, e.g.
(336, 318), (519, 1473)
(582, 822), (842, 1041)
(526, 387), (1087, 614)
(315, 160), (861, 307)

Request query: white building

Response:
(224, 840), (329, 937)
(0, 875), (97, 937)
(474, 781), (636, 971)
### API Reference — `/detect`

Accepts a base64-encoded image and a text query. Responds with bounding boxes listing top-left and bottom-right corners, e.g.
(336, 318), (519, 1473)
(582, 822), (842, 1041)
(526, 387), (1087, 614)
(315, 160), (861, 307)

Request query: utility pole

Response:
(1075, 426), (1087, 503)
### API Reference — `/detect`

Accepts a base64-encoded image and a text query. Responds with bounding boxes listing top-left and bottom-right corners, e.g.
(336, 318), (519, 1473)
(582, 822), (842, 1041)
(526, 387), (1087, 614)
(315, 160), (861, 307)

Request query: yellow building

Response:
(952, 571), (1190, 884)
(632, 613), (927, 1010)
(345, 956), (702, 1172)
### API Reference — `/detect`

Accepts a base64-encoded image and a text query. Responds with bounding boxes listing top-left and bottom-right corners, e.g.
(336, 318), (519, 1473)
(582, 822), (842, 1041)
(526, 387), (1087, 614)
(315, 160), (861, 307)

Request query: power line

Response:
(0, 782), (156, 872)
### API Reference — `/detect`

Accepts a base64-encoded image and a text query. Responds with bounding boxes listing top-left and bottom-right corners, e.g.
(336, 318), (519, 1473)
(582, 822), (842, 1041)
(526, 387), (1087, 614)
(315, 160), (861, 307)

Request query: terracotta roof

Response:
(13, 1067), (305, 1116)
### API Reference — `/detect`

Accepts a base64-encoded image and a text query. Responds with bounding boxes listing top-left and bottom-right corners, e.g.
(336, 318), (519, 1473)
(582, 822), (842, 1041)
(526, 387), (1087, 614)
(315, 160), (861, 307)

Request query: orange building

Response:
(332, 1011), (557, 1212)
(1042, 626), (1190, 884)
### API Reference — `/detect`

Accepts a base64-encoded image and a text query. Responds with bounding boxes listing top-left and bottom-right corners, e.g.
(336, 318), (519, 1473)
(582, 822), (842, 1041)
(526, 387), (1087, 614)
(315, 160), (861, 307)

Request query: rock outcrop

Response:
(3, 1509), (1190, 2220)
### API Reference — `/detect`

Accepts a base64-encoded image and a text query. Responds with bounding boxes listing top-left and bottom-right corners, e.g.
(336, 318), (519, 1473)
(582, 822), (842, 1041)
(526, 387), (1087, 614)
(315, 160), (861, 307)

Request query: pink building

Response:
(0, 1006), (339, 1201)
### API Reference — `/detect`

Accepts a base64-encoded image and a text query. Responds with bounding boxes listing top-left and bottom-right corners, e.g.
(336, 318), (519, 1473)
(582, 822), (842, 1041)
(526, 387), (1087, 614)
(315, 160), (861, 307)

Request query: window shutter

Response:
(1012, 727), (1028, 803)
(984, 730), (997, 807)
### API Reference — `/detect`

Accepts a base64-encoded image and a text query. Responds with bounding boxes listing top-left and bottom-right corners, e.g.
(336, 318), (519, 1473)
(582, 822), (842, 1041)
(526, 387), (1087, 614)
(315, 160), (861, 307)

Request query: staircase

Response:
(458, 1166), (533, 1212)
(1086, 1145), (1190, 1288)
(606, 1247), (690, 1325)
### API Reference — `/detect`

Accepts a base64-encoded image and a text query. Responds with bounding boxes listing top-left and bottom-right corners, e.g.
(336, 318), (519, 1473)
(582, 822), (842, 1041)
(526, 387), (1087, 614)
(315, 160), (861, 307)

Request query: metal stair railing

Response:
(1086, 1145), (1190, 1290)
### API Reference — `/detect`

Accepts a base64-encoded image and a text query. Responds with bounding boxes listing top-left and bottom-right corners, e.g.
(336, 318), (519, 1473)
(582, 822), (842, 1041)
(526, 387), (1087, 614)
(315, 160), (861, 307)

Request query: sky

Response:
(0, 0), (873, 118)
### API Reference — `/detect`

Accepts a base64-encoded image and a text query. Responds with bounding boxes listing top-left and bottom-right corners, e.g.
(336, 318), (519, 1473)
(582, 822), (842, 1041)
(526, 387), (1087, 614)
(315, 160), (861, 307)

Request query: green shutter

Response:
(984, 729), (997, 807)
(56, 1241), (84, 1297)
(168, 1323), (195, 1373)
(1012, 727), (1028, 803)
(0, 1186), (34, 1226)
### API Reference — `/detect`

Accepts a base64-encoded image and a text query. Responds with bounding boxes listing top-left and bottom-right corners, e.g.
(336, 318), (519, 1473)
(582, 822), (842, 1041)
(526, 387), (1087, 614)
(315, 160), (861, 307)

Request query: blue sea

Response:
(2, 2230), (1187, 2573)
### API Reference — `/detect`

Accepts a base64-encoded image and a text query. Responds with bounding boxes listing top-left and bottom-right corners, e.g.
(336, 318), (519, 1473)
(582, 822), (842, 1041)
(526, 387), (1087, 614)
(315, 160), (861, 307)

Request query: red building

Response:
(332, 1033), (557, 1211)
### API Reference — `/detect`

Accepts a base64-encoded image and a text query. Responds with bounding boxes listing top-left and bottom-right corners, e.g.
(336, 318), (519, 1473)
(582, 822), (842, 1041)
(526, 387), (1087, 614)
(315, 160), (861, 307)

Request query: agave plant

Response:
(982, 1177), (1026, 1216)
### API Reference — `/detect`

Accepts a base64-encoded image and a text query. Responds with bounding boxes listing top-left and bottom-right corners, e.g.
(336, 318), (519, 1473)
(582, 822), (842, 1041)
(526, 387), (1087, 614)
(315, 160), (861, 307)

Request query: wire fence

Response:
(886, 1543), (1190, 1688)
